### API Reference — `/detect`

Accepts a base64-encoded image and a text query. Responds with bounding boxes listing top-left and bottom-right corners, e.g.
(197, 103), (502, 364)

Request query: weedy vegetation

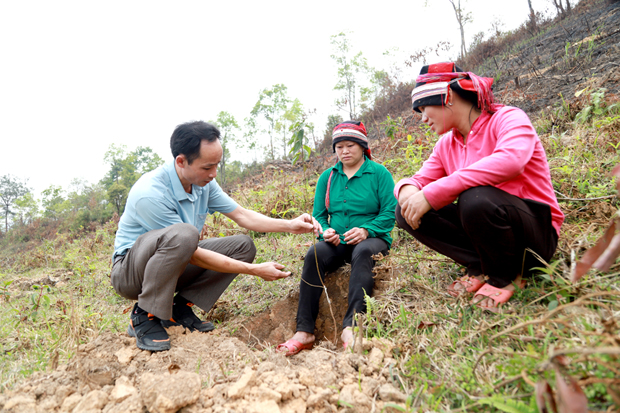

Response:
(1, 88), (619, 411)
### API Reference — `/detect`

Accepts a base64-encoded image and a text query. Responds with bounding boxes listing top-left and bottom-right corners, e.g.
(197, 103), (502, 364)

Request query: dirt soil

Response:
(2, 2), (620, 412)
(1, 262), (404, 413)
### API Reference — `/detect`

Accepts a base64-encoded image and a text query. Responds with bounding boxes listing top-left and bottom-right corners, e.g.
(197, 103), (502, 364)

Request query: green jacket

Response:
(313, 157), (397, 246)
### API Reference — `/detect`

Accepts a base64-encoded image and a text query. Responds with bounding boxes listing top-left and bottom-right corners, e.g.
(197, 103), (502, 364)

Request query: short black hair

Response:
(170, 121), (221, 164)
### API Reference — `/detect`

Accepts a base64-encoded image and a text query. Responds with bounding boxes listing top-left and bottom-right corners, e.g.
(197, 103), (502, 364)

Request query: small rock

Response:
(371, 337), (395, 355)
(368, 348), (384, 371)
(336, 358), (356, 376)
(306, 389), (331, 408)
(60, 393), (82, 412)
(297, 367), (314, 387)
(140, 371), (201, 413)
(73, 390), (108, 412)
(256, 361), (276, 375)
(273, 382), (301, 401)
(339, 383), (372, 410)
(103, 393), (144, 413)
(248, 399), (281, 413)
(378, 383), (407, 403)
(109, 376), (137, 403)
(3, 395), (36, 413)
(115, 347), (137, 365)
(311, 364), (337, 387)
(89, 368), (115, 386)
(281, 398), (307, 413)
(227, 367), (256, 399)
(252, 384), (282, 402)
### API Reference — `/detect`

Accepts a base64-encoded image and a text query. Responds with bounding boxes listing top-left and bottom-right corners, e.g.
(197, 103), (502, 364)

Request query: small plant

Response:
(575, 88), (615, 124)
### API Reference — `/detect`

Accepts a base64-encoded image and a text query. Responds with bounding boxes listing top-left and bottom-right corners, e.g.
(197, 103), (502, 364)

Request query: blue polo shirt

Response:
(113, 161), (238, 257)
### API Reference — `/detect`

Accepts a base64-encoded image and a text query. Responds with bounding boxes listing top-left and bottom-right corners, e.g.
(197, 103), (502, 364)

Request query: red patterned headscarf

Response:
(411, 62), (499, 113)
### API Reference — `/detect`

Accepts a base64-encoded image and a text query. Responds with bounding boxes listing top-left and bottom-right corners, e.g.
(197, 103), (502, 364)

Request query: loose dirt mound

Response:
(0, 259), (400, 413)
(0, 327), (407, 413)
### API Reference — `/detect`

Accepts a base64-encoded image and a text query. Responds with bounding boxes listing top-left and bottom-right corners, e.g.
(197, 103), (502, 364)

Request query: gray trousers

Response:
(111, 223), (256, 320)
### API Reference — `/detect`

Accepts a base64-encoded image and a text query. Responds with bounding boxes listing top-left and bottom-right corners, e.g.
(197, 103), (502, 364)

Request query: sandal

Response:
(447, 275), (486, 297)
(473, 279), (526, 313)
(276, 339), (314, 356)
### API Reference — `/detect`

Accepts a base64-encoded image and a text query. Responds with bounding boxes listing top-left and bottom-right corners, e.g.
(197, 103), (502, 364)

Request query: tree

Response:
(66, 179), (113, 230)
(330, 32), (373, 120)
(277, 98), (304, 158)
(527, 0), (538, 31)
(211, 111), (240, 190)
(243, 116), (262, 162)
(319, 114), (344, 154)
(550, 0), (572, 17)
(0, 174), (30, 232)
(41, 185), (71, 221)
(13, 192), (39, 227)
(251, 84), (290, 160)
(447, 0), (472, 59)
(101, 144), (164, 214)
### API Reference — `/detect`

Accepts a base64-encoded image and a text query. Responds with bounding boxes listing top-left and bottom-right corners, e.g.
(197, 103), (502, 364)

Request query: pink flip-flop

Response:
(447, 275), (485, 297)
(276, 339), (314, 356)
(473, 280), (526, 313)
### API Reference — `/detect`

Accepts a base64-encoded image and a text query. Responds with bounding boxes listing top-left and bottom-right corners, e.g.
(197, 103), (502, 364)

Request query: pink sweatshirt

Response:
(394, 106), (564, 235)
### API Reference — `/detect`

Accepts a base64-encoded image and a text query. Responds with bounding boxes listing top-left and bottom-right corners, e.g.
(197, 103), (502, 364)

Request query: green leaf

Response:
(479, 395), (537, 413)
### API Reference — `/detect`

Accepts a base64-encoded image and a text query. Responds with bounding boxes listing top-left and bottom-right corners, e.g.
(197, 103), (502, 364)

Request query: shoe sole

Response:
(161, 319), (215, 333)
(126, 325), (171, 352)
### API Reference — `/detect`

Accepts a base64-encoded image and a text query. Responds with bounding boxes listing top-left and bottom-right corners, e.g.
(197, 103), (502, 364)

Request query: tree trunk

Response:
(552, 0), (566, 16)
(221, 146), (227, 190)
(448, 0), (467, 58)
(527, 0), (537, 31)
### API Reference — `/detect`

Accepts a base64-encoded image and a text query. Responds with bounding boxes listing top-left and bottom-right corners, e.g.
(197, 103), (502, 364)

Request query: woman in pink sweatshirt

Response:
(395, 62), (564, 312)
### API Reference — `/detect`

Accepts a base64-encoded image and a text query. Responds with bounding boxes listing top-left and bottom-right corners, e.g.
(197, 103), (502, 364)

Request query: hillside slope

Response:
(1, 1), (620, 412)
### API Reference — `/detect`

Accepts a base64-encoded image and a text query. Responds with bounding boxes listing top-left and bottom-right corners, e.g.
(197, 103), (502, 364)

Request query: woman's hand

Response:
(323, 228), (341, 246)
(343, 227), (368, 245)
(400, 190), (432, 230)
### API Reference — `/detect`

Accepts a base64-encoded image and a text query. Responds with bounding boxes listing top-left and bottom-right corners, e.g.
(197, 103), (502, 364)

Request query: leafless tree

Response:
(527, 0), (538, 31)
(550, 0), (572, 17)
(447, 0), (472, 59)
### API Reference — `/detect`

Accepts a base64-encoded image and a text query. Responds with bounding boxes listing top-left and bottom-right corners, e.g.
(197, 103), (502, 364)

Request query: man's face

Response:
(177, 139), (223, 188)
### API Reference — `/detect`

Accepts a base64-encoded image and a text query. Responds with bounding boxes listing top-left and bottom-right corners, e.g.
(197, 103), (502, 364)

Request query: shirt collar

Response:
(333, 156), (373, 177)
(164, 161), (203, 201)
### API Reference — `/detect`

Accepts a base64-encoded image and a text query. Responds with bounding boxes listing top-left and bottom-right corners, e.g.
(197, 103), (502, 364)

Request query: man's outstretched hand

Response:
(251, 262), (291, 281)
(289, 213), (323, 237)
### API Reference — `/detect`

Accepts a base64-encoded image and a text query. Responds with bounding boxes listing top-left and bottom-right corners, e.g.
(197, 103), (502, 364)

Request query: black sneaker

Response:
(160, 295), (215, 333)
(126, 303), (171, 351)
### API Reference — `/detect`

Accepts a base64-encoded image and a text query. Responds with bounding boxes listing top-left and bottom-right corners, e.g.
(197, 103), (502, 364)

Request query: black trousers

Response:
(296, 238), (389, 333)
(396, 186), (558, 288)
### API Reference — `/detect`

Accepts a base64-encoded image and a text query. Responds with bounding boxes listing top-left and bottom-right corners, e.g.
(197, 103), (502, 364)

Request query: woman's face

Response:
(335, 140), (364, 167)
(418, 105), (455, 135)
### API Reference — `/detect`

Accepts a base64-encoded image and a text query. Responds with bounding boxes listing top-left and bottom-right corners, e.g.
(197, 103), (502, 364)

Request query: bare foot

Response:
(341, 327), (354, 349)
(449, 275), (486, 296)
(472, 276), (524, 311)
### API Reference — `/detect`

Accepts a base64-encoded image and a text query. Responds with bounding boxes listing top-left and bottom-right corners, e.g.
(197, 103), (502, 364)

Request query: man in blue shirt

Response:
(111, 121), (321, 352)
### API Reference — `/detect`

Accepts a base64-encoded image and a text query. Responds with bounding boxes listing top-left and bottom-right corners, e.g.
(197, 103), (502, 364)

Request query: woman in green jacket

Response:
(277, 121), (397, 355)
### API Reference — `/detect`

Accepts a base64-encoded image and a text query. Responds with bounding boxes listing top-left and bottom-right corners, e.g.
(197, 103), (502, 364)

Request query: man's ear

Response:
(175, 155), (186, 168)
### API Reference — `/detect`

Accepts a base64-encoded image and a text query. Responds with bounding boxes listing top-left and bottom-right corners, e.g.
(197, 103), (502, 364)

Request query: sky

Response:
(0, 0), (556, 198)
